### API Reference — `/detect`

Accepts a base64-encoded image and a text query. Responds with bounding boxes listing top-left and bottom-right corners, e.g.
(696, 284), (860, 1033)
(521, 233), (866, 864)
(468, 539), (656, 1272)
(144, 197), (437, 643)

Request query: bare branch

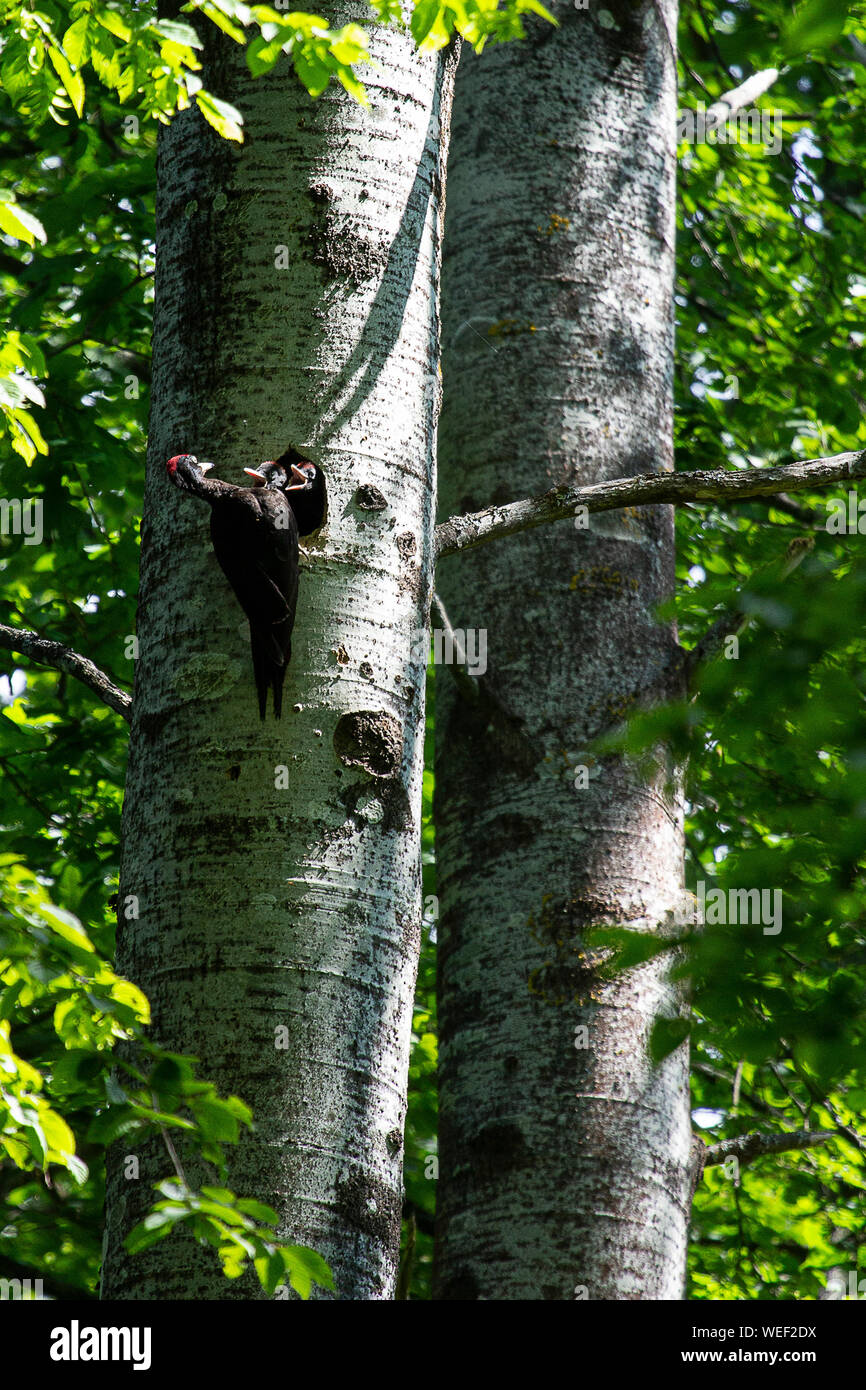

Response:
(0, 623), (132, 722)
(434, 450), (866, 559)
(685, 611), (747, 682)
(704, 1130), (833, 1169)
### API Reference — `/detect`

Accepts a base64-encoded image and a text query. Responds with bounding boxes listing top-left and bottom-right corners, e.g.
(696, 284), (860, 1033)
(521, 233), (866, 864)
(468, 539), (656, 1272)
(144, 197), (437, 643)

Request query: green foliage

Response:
(571, 0), (866, 1298)
(690, 1138), (866, 1301)
(125, 1181), (332, 1296)
(2, 0), (865, 1303)
(407, 0), (555, 53)
(0, 868), (331, 1296)
(0, 0), (372, 135)
(0, 332), (48, 467)
(0, 0), (555, 456)
(782, 0), (850, 56)
(673, 0), (866, 1297)
(242, 8), (371, 103)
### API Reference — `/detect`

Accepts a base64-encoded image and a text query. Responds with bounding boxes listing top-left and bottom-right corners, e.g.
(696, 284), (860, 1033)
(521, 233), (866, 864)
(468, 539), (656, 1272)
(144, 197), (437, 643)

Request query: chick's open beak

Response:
(285, 463), (311, 492)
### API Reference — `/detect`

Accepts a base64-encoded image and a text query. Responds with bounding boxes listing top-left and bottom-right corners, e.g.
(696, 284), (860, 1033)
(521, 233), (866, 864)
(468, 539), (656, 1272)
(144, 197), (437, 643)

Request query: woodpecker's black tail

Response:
(272, 661), (287, 720)
(250, 628), (289, 720)
(250, 634), (269, 721)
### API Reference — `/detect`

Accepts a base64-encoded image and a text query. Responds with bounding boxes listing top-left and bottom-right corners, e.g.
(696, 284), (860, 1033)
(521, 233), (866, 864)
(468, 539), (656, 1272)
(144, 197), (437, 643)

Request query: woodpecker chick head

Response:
(288, 460), (327, 536)
(245, 448), (327, 536)
(243, 460), (293, 490)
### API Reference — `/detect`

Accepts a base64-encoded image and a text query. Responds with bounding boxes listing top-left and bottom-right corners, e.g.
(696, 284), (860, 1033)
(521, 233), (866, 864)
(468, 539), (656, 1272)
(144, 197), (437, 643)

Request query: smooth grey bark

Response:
(101, 14), (456, 1300)
(433, 2), (691, 1299)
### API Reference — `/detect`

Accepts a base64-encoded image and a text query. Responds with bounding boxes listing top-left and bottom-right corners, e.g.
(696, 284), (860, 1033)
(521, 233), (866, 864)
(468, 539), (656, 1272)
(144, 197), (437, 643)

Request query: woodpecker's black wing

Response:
(208, 486), (299, 720)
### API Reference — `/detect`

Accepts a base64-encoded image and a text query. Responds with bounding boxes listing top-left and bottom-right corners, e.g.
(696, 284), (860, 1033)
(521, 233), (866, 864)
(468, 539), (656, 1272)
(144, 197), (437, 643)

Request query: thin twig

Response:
(153, 1093), (190, 1189)
(430, 592), (480, 703)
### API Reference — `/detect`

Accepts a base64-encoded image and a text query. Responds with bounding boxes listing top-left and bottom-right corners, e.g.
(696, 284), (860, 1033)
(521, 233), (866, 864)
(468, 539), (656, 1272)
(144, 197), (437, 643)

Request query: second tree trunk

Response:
(433, 1), (691, 1300)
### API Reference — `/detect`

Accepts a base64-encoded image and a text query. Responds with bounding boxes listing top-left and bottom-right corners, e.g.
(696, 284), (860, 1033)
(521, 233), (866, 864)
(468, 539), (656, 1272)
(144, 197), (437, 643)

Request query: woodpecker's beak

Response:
(285, 463), (311, 492)
(198, 461), (214, 473)
(244, 468), (267, 485)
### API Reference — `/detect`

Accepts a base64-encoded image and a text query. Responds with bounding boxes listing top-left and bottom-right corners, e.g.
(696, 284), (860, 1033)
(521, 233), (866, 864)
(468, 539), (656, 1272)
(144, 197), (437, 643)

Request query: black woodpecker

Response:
(165, 452), (321, 720)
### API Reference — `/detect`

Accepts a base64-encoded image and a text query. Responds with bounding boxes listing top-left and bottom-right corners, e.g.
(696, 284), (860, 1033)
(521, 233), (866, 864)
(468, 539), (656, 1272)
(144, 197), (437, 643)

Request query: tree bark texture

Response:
(433, 1), (692, 1300)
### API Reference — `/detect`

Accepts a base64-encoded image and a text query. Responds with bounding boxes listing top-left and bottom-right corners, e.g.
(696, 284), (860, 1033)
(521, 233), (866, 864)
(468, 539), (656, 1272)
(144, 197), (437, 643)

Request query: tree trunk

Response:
(433, 3), (691, 1300)
(101, 14), (456, 1301)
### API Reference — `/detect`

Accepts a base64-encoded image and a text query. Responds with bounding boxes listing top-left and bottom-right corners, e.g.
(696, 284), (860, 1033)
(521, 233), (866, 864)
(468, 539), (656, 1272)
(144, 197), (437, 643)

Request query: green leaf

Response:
(410, 0), (444, 47)
(0, 373), (45, 409)
(125, 1211), (179, 1253)
(196, 90), (244, 142)
(783, 0), (849, 55)
(193, 1096), (240, 1142)
(292, 48), (331, 98)
(86, 1107), (146, 1145)
(95, 10), (132, 41)
(236, 1198), (279, 1224)
(281, 1243), (334, 1297)
(155, 19), (205, 49)
(62, 16), (91, 67)
(520, 0), (557, 22)
(50, 1050), (106, 1091)
(219, 1240), (248, 1277)
(200, 1), (248, 43)
(6, 409), (48, 463)
(49, 47), (85, 117)
(149, 1057), (185, 1094)
(330, 23), (369, 64)
(200, 1185), (236, 1204)
(1, 41), (35, 103)
(0, 202), (47, 247)
(255, 1248), (286, 1295)
(337, 67), (368, 105)
(246, 34), (286, 77)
